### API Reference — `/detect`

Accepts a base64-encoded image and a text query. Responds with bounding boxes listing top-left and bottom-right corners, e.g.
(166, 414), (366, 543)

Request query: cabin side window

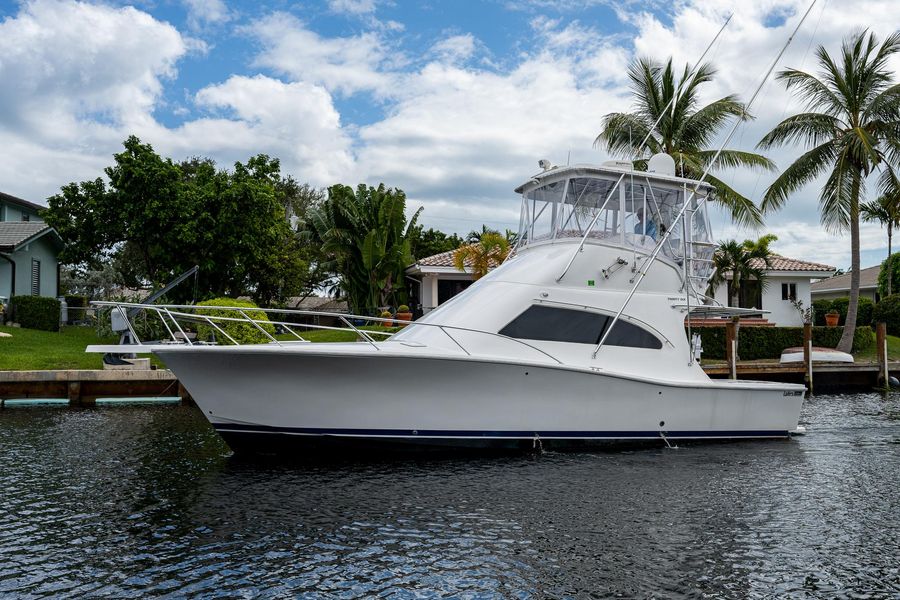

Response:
(498, 305), (662, 349)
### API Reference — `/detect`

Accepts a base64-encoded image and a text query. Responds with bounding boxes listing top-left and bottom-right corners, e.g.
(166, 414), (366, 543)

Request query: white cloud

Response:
(246, 12), (398, 96)
(174, 75), (354, 185)
(429, 34), (478, 64)
(328, 0), (379, 15)
(0, 0), (196, 200)
(183, 0), (231, 30)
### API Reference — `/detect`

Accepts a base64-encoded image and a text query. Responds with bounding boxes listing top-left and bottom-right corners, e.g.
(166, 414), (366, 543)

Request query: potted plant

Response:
(825, 309), (840, 327)
(379, 310), (394, 327)
(395, 304), (413, 326)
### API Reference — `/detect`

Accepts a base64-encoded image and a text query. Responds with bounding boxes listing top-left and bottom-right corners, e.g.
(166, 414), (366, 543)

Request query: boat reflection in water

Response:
(89, 155), (806, 454)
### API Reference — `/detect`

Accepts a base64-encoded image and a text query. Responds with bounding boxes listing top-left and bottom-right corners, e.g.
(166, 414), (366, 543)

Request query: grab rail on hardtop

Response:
(89, 301), (563, 365)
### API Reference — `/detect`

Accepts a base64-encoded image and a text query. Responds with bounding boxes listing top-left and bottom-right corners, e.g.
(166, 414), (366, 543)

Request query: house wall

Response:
(712, 275), (813, 326)
(0, 202), (41, 222)
(2, 238), (59, 299)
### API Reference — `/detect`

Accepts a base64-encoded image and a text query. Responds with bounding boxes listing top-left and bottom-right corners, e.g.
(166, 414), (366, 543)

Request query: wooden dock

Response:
(0, 369), (191, 406)
(702, 360), (900, 388)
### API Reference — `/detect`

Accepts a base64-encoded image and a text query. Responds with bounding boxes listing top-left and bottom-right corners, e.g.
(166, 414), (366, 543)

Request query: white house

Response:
(405, 249), (479, 313)
(710, 254), (835, 326)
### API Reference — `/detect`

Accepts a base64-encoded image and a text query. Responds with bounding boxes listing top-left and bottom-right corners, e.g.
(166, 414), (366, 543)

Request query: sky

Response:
(1, 0), (900, 270)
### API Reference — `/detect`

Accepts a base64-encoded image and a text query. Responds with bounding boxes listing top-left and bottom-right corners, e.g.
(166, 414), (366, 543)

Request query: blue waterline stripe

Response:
(212, 423), (789, 438)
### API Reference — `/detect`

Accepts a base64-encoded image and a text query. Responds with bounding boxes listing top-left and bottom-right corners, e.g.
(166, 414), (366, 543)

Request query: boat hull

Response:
(157, 347), (805, 455)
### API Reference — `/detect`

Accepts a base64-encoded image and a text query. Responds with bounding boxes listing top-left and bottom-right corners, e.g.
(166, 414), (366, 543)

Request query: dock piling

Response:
(725, 318), (737, 380)
(876, 322), (888, 389)
(803, 322), (813, 395)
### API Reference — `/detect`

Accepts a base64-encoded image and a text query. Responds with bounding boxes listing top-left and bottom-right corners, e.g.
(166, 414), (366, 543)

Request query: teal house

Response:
(0, 192), (64, 302)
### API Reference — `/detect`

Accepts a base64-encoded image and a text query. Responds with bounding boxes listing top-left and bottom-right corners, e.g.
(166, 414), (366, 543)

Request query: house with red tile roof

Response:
(706, 254), (836, 326)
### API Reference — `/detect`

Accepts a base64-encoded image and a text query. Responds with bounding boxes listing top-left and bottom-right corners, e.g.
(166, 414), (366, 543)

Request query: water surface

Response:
(1, 393), (899, 598)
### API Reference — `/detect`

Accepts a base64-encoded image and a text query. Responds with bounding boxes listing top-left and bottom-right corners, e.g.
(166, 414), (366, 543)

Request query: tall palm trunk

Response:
(888, 223), (893, 297)
(838, 177), (862, 353)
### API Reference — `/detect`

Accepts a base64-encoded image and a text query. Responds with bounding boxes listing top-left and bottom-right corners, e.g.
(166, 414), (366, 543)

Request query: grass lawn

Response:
(853, 334), (900, 362)
(0, 324), (403, 370)
(0, 325), (120, 370)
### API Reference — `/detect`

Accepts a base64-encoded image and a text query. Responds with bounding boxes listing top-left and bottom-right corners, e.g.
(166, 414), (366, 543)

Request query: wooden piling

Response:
(876, 321), (888, 388)
(725, 319), (737, 380)
(178, 382), (194, 405)
(803, 322), (813, 394)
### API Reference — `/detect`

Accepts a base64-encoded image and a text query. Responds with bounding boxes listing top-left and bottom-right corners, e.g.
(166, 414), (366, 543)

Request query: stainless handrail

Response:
(90, 301), (563, 365)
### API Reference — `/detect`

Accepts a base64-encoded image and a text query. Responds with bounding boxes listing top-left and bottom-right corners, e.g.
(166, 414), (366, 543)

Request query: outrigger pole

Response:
(592, 0), (820, 359)
(550, 12), (734, 279)
(505, 13), (734, 267)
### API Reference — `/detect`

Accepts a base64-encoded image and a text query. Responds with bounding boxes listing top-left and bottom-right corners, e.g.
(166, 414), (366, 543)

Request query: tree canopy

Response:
(44, 136), (325, 304)
(596, 57), (774, 227)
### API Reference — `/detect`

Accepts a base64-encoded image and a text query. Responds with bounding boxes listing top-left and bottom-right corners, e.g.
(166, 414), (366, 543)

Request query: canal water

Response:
(1, 393), (898, 598)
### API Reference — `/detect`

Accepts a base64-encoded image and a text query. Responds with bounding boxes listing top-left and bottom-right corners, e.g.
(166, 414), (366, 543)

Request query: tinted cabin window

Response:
(499, 305), (662, 349)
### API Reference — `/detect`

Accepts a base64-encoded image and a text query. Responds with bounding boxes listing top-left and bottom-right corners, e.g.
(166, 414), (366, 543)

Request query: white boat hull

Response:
(157, 347), (805, 453)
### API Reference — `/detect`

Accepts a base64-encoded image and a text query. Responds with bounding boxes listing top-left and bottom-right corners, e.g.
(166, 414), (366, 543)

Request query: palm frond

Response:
(757, 113), (843, 149)
(761, 140), (838, 213)
(695, 149), (776, 172)
(595, 112), (656, 156)
(679, 95), (747, 149)
(701, 173), (764, 228)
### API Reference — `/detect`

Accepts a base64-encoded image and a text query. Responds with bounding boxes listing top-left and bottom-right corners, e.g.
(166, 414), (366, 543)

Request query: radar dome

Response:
(647, 153), (676, 176)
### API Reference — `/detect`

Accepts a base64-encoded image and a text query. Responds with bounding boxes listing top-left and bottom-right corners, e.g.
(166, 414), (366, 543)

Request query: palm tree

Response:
(596, 57), (775, 227)
(453, 232), (510, 280)
(305, 183), (422, 313)
(708, 237), (774, 308)
(861, 193), (900, 295)
(758, 30), (900, 352)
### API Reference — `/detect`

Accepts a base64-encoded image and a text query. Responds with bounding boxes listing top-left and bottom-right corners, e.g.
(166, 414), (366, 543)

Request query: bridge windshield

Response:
(517, 171), (715, 285)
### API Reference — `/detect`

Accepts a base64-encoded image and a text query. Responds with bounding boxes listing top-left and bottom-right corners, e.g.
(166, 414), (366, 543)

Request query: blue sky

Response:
(1, 0), (899, 270)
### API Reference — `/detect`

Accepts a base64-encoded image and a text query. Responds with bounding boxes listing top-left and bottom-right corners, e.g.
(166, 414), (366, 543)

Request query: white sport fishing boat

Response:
(89, 156), (807, 453)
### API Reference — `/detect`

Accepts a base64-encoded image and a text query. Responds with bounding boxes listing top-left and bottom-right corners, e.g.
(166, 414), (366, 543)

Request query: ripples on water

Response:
(1, 393), (899, 598)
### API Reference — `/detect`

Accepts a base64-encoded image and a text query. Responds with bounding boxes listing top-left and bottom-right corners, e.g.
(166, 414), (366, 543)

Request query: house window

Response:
(727, 280), (762, 309)
(499, 305), (663, 349)
(31, 259), (40, 295)
(22, 213), (29, 222)
(782, 283), (797, 301)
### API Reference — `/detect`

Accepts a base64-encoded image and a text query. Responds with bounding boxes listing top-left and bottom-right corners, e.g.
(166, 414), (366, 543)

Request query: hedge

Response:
(873, 294), (900, 336)
(811, 297), (873, 326)
(11, 296), (61, 331)
(195, 297), (275, 345)
(690, 325), (875, 360)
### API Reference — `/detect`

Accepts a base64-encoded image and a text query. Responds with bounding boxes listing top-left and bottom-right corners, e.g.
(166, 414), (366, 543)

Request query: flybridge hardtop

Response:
(87, 155), (805, 455)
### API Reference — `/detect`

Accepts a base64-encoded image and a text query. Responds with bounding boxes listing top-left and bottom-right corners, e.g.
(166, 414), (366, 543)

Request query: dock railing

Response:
(90, 301), (563, 365)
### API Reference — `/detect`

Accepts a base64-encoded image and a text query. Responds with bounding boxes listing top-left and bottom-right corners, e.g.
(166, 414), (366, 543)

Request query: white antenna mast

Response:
(592, 0), (820, 359)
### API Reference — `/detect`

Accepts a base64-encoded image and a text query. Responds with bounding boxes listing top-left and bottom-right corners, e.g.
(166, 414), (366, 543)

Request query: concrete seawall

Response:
(0, 369), (191, 406)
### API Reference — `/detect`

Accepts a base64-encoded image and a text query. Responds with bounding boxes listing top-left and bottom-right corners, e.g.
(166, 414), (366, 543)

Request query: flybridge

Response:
(511, 158), (717, 301)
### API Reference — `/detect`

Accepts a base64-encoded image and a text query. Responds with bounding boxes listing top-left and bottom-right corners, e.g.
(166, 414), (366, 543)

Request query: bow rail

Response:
(88, 301), (563, 365)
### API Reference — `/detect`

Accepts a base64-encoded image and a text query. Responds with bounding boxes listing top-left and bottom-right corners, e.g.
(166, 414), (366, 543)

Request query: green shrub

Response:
(811, 297), (873, 326)
(64, 294), (88, 324)
(690, 324), (874, 360)
(195, 298), (275, 345)
(397, 304), (410, 312)
(11, 296), (61, 331)
(873, 294), (900, 336)
(812, 299), (833, 326)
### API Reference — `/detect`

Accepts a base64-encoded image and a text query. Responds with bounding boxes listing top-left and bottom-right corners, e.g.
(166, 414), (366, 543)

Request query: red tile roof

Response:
(748, 254), (835, 272)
